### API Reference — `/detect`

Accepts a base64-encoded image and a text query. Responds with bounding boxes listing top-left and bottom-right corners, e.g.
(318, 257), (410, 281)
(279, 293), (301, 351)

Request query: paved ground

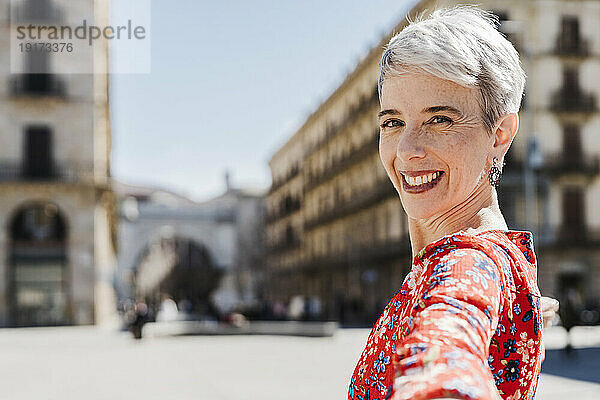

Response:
(0, 325), (598, 400)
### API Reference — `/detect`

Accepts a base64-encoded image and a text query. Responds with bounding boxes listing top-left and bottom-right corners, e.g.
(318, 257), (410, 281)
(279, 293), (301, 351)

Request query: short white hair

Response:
(378, 5), (526, 133)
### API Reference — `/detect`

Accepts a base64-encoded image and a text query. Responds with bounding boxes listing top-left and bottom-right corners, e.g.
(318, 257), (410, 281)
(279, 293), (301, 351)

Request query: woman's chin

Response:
(400, 198), (443, 221)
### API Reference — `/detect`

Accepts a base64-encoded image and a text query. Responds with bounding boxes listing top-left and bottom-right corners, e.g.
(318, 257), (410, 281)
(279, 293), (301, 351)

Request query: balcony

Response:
(10, 242), (67, 260)
(303, 237), (411, 272)
(0, 161), (92, 183)
(10, 74), (66, 98)
(550, 89), (596, 113)
(555, 39), (589, 58)
(10, 0), (64, 23)
(267, 235), (301, 255)
(537, 227), (600, 249)
(266, 195), (302, 223)
(269, 164), (300, 193)
(543, 152), (600, 176)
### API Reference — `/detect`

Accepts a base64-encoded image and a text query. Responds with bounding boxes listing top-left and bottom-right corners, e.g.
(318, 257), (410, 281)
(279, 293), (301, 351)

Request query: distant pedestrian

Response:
(272, 301), (286, 320)
(560, 287), (583, 356)
(307, 296), (323, 321)
(156, 295), (179, 322)
(287, 295), (305, 320)
(129, 301), (149, 339)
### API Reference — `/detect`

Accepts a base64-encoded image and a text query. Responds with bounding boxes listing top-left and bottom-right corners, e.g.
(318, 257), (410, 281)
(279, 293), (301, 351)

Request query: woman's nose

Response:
(396, 126), (426, 161)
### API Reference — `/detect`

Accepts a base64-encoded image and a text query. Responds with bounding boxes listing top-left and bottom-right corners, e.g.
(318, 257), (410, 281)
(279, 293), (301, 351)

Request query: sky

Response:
(110, 0), (417, 202)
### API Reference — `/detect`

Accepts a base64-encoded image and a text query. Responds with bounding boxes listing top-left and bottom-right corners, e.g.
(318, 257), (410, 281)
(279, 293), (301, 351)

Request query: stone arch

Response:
(133, 232), (222, 318)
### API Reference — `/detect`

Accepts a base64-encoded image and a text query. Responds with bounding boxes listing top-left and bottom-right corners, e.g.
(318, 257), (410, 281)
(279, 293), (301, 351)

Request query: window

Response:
(25, 50), (52, 94)
(562, 187), (585, 238)
(563, 67), (579, 96)
(555, 16), (588, 56)
(23, 126), (53, 179)
(562, 124), (582, 162)
(11, 202), (66, 243)
(285, 225), (295, 244)
(551, 66), (595, 112)
(561, 16), (581, 49)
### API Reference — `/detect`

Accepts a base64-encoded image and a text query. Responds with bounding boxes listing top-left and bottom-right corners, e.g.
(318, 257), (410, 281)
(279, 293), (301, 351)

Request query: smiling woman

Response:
(348, 6), (558, 400)
(379, 73), (505, 224)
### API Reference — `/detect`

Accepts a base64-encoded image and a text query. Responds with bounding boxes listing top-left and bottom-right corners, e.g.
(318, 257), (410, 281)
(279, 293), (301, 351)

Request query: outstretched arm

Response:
(392, 247), (504, 400)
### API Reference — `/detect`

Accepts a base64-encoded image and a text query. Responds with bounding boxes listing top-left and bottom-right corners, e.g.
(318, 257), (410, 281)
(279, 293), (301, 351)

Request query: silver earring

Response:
(488, 157), (504, 187)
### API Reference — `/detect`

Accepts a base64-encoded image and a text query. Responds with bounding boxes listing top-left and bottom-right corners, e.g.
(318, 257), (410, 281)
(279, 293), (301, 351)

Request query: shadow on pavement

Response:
(541, 347), (600, 384)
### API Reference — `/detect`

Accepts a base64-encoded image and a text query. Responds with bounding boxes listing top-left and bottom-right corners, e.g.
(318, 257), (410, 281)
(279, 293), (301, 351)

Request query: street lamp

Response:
(524, 136), (544, 238)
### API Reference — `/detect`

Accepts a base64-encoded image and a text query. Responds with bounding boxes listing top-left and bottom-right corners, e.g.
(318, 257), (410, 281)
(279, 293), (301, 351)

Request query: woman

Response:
(348, 7), (558, 400)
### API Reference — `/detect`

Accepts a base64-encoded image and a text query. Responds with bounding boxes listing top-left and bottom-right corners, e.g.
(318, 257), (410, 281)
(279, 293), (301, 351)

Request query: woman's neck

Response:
(407, 182), (508, 258)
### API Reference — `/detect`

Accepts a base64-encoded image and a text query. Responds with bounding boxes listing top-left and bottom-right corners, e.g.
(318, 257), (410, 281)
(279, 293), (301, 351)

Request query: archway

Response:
(8, 202), (70, 327)
(134, 236), (222, 319)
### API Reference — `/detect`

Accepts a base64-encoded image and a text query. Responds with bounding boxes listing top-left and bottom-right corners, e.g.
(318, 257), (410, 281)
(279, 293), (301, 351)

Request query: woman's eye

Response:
(380, 119), (404, 129)
(430, 116), (452, 124)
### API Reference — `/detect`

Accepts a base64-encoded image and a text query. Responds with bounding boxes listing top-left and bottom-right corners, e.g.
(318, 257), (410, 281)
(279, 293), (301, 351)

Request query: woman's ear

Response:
(493, 113), (519, 154)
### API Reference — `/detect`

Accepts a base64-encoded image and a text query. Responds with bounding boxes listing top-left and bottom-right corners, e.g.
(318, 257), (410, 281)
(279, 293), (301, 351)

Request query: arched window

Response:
(10, 202), (65, 243)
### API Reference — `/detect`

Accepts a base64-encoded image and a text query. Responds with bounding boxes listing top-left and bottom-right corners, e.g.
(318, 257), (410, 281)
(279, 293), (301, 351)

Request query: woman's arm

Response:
(392, 246), (505, 400)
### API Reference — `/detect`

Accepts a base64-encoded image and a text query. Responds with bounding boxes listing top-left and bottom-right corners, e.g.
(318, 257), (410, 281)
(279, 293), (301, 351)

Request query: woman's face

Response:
(378, 72), (495, 220)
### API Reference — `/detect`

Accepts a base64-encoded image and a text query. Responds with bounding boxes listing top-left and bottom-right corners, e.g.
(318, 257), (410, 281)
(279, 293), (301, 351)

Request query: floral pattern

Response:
(348, 230), (544, 400)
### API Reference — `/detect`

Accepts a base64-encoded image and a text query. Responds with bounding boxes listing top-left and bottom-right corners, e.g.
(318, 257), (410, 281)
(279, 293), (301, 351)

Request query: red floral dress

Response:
(348, 230), (544, 400)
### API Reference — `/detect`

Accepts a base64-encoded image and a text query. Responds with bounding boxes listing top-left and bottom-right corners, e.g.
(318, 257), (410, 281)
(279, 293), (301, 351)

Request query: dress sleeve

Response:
(392, 243), (505, 400)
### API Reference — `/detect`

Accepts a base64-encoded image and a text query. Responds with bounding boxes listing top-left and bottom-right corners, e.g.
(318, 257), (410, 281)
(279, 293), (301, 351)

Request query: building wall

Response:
(0, 0), (116, 326)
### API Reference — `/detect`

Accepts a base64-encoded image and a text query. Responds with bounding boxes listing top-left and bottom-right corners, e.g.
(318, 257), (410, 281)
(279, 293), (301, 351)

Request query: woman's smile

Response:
(400, 170), (445, 193)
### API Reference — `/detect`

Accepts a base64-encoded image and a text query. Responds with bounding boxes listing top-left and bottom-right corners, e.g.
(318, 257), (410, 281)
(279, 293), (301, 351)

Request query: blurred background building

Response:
(266, 0), (600, 326)
(114, 176), (265, 320)
(0, 0), (116, 327)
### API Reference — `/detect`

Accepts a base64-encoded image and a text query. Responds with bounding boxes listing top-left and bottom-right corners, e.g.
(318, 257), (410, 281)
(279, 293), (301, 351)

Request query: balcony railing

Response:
(11, 242), (67, 260)
(537, 226), (600, 248)
(267, 235), (301, 254)
(10, 74), (66, 98)
(0, 161), (93, 183)
(269, 164), (300, 193)
(555, 37), (589, 57)
(550, 88), (596, 113)
(10, 0), (64, 23)
(266, 196), (302, 223)
(302, 236), (411, 272)
(543, 152), (600, 176)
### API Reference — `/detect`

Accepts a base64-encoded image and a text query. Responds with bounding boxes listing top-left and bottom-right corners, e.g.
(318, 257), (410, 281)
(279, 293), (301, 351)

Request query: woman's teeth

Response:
(405, 171), (440, 186)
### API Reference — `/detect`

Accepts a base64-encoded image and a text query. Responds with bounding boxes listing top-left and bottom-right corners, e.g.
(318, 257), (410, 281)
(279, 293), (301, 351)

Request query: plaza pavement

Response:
(0, 324), (598, 399)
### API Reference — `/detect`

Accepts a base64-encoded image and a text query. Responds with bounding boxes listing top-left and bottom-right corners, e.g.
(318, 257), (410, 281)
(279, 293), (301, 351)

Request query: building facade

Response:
(0, 0), (117, 327)
(266, 0), (600, 325)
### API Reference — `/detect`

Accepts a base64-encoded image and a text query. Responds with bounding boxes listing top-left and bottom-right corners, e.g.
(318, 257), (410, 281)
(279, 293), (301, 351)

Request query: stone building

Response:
(266, 0), (600, 325)
(0, 0), (117, 327)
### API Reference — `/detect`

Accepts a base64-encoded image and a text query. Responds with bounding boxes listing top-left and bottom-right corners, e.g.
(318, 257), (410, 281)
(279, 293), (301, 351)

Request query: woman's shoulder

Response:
(416, 229), (511, 264)
(417, 229), (539, 296)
